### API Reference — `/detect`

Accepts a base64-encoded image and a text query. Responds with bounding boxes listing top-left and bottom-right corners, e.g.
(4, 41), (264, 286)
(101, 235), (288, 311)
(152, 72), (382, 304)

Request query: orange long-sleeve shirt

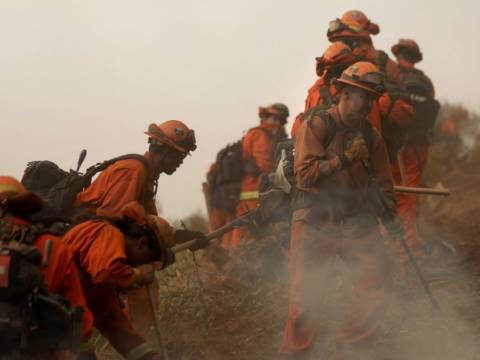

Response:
(75, 152), (158, 217)
(354, 44), (413, 131)
(291, 76), (337, 138)
(240, 124), (277, 193)
(36, 233), (94, 341)
(295, 107), (394, 218)
(63, 220), (156, 359)
(63, 220), (137, 290)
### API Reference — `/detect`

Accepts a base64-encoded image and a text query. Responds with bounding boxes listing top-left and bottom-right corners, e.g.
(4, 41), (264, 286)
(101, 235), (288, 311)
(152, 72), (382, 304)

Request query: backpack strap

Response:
(319, 86), (333, 106)
(377, 50), (389, 73)
(362, 121), (375, 154)
(302, 106), (337, 149)
(85, 154), (150, 177)
(84, 154), (157, 195)
(304, 107), (375, 154)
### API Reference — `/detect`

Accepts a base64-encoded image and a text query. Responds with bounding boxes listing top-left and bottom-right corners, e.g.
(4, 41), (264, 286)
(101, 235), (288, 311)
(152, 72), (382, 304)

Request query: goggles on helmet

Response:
(328, 19), (362, 34)
(343, 71), (384, 88)
(148, 128), (197, 154)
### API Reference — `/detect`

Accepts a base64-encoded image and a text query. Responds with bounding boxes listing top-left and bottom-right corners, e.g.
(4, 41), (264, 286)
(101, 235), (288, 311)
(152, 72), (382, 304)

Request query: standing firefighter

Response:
(391, 39), (439, 264)
(74, 120), (206, 347)
(229, 103), (288, 247)
(280, 62), (394, 359)
(0, 176), (94, 359)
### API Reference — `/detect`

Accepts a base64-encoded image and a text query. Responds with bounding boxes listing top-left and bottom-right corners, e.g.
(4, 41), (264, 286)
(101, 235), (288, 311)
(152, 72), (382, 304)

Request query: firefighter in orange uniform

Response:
(64, 202), (169, 360)
(74, 120), (202, 347)
(390, 39), (439, 264)
(0, 176), (94, 359)
(230, 103), (288, 247)
(280, 62), (393, 359)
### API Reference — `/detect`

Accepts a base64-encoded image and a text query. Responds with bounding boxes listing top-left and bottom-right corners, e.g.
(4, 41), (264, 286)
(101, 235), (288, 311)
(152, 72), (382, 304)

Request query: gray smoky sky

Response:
(1, 0), (479, 219)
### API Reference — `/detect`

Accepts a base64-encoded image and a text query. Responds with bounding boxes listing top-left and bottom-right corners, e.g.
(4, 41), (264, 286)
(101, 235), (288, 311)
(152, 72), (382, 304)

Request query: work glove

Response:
(134, 264), (155, 287)
(174, 229), (209, 251)
(342, 137), (369, 166)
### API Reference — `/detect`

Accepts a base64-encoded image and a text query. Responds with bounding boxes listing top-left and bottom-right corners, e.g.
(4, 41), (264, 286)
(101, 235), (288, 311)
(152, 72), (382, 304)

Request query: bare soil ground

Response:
(98, 143), (480, 360)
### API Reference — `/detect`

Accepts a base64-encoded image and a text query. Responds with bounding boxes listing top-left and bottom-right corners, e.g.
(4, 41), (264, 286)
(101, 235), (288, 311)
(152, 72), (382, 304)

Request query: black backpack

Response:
(0, 215), (83, 357)
(21, 152), (151, 223)
(402, 69), (440, 143)
(215, 140), (245, 185)
(208, 127), (286, 213)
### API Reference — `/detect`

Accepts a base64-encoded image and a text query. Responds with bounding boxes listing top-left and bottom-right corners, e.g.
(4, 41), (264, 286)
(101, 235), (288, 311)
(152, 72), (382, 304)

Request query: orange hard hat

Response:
(0, 176), (43, 215)
(333, 61), (385, 97)
(392, 39), (423, 63)
(258, 103), (289, 123)
(327, 18), (371, 43)
(145, 120), (197, 154)
(341, 10), (380, 35)
(316, 42), (357, 76)
(327, 10), (379, 43)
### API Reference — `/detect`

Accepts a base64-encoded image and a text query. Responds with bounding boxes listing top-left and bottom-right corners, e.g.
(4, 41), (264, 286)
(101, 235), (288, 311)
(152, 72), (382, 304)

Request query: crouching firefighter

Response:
(280, 62), (395, 359)
(0, 176), (93, 360)
(63, 201), (207, 360)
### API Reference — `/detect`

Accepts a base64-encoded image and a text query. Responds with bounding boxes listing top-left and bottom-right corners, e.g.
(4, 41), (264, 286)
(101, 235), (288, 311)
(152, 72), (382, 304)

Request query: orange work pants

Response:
(390, 143), (429, 263)
(210, 207), (235, 248)
(280, 215), (391, 359)
(229, 198), (258, 248)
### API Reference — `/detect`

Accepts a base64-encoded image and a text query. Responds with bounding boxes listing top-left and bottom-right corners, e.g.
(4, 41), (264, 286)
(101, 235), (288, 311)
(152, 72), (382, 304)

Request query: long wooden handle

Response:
(171, 212), (252, 253)
(394, 185), (450, 196)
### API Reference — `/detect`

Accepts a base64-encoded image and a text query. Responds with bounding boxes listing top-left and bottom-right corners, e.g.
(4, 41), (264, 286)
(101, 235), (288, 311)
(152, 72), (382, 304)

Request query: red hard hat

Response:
(316, 42), (357, 76)
(145, 120), (197, 154)
(333, 61), (385, 97)
(391, 39), (423, 63)
(0, 176), (43, 215)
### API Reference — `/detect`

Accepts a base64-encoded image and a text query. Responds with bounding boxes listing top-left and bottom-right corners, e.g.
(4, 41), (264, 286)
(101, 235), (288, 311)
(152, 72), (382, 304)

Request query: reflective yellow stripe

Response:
(239, 191), (259, 200)
(126, 342), (154, 360)
(0, 184), (21, 194)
